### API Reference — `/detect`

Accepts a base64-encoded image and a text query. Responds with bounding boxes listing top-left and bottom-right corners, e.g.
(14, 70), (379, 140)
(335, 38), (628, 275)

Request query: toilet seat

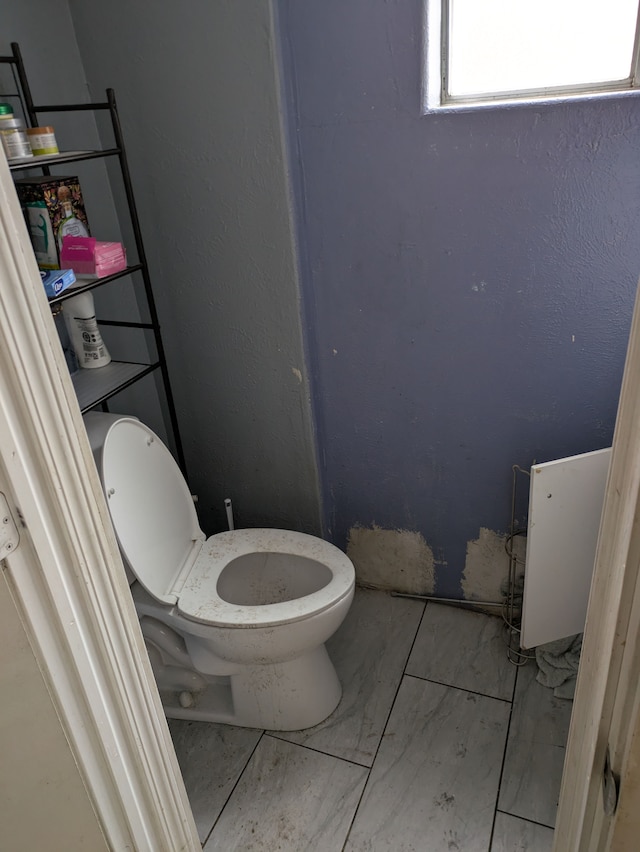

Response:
(178, 528), (354, 628)
(89, 414), (353, 630)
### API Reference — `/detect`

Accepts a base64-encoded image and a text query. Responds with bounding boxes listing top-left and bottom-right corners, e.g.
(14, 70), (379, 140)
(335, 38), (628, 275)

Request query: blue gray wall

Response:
(278, 0), (640, 596)
(6, 1), (640, 599)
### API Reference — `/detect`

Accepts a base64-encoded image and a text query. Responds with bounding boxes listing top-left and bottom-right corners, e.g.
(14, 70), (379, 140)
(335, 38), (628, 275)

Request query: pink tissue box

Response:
(60, 236), (127, 279)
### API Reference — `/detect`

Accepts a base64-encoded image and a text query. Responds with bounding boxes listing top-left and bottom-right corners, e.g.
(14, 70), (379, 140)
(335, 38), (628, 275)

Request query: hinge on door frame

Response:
(603, 745), (620, 817)
(0, 492), (20, 559)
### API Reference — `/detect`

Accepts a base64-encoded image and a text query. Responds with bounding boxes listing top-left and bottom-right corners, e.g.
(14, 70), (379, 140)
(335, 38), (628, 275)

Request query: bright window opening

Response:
(424, 0), (640, 110)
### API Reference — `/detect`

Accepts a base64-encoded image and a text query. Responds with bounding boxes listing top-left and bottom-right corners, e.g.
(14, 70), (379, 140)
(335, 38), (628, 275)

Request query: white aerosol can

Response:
(62, 291), (111, 369)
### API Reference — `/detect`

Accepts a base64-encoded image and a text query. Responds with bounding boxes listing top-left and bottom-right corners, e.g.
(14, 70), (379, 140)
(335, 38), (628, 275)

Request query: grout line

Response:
(400, 596), (429, 679)
(340, 597), (429, 852)
(495, 808), (556, 832)
(404, 671), (514, 704)
(265, 733), (372, 770)
(487, 660), (519, 850)
(201, 729), (265, 849)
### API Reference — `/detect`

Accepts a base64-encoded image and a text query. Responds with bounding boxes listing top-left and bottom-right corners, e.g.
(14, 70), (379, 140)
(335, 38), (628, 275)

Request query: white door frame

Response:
(554, 275), (640, 852)
(0, 153), (199, 849)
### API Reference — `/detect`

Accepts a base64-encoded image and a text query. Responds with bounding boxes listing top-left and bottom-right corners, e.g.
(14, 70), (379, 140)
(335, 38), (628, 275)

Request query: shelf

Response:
(8, 148), (120, 172)
(48, 264), (144, 305)
(3, 41), (186, 472)
(72, 360), (160, 412)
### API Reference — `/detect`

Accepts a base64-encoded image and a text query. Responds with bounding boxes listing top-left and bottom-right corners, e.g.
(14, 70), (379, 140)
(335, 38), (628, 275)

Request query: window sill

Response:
(422, 85), (640, 116)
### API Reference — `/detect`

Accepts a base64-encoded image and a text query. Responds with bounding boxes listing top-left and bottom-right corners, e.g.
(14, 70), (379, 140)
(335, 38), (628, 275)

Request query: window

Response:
(423, 0), (640, 111)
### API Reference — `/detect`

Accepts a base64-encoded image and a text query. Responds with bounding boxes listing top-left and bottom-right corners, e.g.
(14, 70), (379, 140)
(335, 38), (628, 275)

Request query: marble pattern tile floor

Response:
(170, 590), (570, 851)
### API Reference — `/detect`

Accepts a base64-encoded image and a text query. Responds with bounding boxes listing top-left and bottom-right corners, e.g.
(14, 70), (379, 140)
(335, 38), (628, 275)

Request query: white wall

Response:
(68, 0), (322, 536)
(0, 572), (108, 851)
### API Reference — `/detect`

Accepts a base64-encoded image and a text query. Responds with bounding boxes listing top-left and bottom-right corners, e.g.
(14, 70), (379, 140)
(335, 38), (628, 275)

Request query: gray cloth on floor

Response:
(535, 633), (582, 700)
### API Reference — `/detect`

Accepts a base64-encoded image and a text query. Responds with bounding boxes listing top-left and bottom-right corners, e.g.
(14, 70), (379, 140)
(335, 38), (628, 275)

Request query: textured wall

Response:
(68, 0), (322, 536)
(279, 0), (640, 596)
(7, 0), (640, 599)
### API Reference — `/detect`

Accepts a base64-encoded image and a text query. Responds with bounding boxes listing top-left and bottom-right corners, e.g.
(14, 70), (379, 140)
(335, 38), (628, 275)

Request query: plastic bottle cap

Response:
(0, 103), (15, 117)
(27, 126), (55, 134)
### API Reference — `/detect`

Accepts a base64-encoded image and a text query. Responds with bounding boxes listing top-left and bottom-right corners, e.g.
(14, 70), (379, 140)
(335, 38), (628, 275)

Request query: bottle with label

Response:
(57, 184), (89, 249)
(62, 292), (111, 370)
(0, 102), (33, 160)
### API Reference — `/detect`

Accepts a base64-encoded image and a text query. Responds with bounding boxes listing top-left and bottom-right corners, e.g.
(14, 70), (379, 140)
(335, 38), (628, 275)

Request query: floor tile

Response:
(406, 603), (516, 701)
(168, 719), (261, 844)
(498, 660), (573, 827)
(204, 735), (367, 851)
(345, 675), (510, 851)
(274, 588), (424, 765)
(491, 812), (554, 851)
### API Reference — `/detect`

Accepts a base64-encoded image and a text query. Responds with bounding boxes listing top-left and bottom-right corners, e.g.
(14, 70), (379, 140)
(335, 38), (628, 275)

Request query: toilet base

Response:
(158, 644), (342, 731)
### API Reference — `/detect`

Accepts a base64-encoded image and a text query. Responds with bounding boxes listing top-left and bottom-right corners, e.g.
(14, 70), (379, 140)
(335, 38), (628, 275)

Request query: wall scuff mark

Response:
(347, 525), (435, 594)
(462, 527), (526, 603)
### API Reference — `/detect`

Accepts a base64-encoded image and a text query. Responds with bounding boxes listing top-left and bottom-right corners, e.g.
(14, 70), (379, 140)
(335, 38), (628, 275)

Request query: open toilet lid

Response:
(99, 417), (204, 604)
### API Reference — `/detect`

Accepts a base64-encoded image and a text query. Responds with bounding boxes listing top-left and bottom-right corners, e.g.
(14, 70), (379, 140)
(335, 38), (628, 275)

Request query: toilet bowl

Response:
(84, 412), (355, 731)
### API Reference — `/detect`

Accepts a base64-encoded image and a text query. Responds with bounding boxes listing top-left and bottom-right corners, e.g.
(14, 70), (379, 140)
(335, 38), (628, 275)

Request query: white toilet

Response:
(84, 412), (355, 731)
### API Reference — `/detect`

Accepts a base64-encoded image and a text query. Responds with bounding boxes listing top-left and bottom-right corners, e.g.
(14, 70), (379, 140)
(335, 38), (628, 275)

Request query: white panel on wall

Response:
(521, 447), (611, 649)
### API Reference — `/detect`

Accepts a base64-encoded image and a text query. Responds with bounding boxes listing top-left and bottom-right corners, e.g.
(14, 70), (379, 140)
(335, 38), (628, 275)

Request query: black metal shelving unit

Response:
(0, 42), (185, 472)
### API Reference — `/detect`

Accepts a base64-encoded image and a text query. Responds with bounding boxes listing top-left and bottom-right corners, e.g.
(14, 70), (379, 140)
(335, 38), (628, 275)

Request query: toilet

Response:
(83, 412), (355, 731)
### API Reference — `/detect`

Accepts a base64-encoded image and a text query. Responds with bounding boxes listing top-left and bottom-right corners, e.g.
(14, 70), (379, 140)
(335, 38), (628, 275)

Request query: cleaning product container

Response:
(62, 291), (111, 369)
